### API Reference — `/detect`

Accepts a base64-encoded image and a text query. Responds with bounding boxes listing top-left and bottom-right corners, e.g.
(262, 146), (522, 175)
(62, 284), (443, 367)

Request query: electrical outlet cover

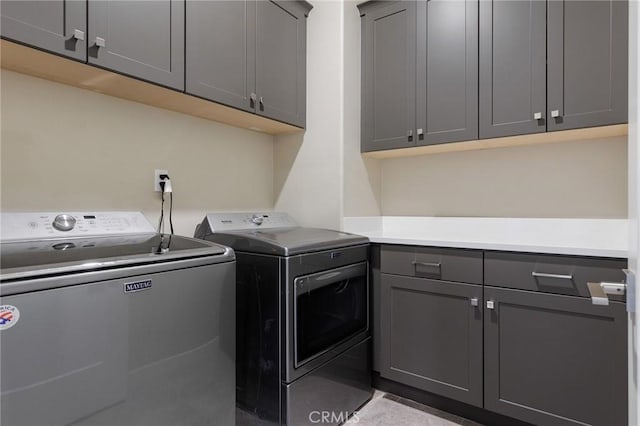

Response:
(154, 169), (168, 192)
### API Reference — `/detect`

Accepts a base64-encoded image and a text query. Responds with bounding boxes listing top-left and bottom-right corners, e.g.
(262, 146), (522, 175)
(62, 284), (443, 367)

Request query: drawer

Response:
(484, 251), (626, 298)
(380, 245), (483, 284)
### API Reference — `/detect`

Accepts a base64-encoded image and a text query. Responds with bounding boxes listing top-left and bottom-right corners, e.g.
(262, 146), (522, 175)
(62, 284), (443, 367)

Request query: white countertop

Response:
(342, 216), (628, 258)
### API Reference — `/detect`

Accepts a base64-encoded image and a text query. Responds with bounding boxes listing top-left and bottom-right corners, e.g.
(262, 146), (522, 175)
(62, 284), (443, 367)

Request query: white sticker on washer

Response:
(0, 305), (20, 330)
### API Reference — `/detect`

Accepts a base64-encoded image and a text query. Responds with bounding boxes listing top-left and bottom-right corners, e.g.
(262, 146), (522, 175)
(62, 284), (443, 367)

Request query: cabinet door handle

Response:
(95, 37), (106, 48)
(551, 109), (561, 118)
(486, 300), (495, 310)
(470, 297), (479, 307)
(533, 112), (542, 120)
(250, 93), (257, 108)
(412, 261), (441, 269)
(531, 272), (573, 280)
(259, 96), (264, 111)
(407, 130), (413, 142)
(72, 29), (85, 41)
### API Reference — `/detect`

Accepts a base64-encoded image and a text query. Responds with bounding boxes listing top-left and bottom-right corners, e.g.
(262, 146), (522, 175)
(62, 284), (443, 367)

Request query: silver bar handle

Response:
(294, 262), (366, 295)
(95, 37), (106, 48)
(412, 261), (441, 269)
(73, 29), (85, 41)
(531, 272), (573, 280)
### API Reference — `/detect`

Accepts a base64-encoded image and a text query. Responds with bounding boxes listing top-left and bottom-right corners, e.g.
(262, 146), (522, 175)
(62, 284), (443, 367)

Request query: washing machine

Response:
(195, 212), (373, 426)
(1, 211), (236, 426)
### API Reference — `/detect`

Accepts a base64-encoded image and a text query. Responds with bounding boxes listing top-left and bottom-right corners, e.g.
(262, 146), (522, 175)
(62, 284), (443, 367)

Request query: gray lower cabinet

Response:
(381, 274), (483, 407)
(1, 0), (87, 61)
(186, 0), (255, 111)
(360, 1), (417, 152)
(484, 286), (627, 426)
(417, 0), (478, 145)
(479, 0), (546, 138)
(547, 0), (628, 131)
(375, 244), (628, 425)
(88, 0), (185, 90)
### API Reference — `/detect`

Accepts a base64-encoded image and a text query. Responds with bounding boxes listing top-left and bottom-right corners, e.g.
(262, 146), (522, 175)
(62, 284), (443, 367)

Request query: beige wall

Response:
(274, 0), (345, 230)
(343, 0), (382, 218)
(0, 70), (275, 236)
(380, 137), (628, 218)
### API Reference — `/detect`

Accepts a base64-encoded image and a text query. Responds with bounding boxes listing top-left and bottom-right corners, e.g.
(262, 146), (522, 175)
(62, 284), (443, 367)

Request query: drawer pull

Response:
(412, 261), (441, 269)
(531, 272), (573, 280)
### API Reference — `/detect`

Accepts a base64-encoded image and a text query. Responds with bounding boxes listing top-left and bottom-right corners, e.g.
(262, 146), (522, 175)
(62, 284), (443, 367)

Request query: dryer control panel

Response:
(205, 212), (298, 232)
(0, 212), (155, 242)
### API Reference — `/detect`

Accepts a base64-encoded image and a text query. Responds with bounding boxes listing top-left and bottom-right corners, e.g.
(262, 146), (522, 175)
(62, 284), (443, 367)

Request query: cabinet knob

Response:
(259, 96), (264, 111)
(417, 128), (424, 140)
(486, 300), (495, 310)
(407, 130), (413, 142)
(72, 29), (85, 41)
(95, 37), (106, 48)
(250, 93), (257, 108)
(551, 109), (561, 118)
(470, 297), (479, 307)
(533, 112), (542, 120)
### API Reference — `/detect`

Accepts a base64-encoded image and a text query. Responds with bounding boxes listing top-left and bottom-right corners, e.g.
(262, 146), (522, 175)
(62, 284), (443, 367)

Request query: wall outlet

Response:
(154, 169), (169, 192)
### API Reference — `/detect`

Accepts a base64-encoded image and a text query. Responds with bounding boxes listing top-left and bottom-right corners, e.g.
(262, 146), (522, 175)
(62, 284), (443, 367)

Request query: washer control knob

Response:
(251, 214), (264, 226)
(52, 214), (76, 231)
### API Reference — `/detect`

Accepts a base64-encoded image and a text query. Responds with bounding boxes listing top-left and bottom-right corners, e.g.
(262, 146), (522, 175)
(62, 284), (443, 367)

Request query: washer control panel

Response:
(205, 212), (297, 232)
(1, 212), (156, 242)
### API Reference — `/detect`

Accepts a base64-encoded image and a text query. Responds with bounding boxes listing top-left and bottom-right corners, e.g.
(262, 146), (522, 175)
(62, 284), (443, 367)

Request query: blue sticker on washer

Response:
(0, 305), (20, 330)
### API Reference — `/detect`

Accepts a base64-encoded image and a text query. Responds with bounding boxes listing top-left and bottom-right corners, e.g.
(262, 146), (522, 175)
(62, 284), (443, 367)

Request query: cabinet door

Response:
(416, 0), (478, 145)
(361, 1), (417, 152)
(381, 274), (483, 407)
(484, 286), (627, 426)
(186, 1), (255, 112)
(88, 0), (184, 90)
(255, 0), (308, 128)
(1, 0), (86, 61)
(479, 0), (546, 138)
(547, 0), (628, 131)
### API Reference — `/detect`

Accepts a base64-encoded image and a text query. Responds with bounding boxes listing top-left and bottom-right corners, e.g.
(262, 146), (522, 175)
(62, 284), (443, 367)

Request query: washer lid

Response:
(204, 227), (369, 256)
(0, 234), (228, 281)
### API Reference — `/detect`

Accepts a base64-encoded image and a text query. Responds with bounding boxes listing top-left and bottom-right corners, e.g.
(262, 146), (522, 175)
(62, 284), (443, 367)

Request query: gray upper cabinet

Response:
(186, 0), (310, 128)
(416, 0), (478, 145)
(359, 0), (477, 152)
(88, 0), (185, 90)
(479, 0), (546, 138)
(360, 1), (417, 152)
(186, 1), (255, 111)
(255, 1), (309, 128)
(547, 0), (628, 131)
(484, 286), (627, 426)
(1, 0), (87, 61)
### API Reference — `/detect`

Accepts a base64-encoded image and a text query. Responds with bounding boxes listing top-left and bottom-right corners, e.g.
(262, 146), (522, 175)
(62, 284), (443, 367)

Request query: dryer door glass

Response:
(293, 262), (368, 367)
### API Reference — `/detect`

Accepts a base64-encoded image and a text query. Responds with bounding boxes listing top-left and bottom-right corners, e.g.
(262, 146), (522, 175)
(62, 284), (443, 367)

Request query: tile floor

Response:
(346, 391), (483, 426)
